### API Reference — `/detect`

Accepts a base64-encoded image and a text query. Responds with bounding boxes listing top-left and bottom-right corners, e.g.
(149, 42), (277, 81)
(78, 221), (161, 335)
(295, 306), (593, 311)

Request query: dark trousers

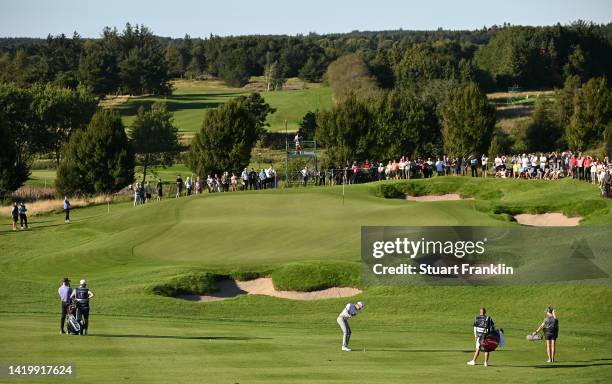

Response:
(65, 209), (70, 221)
(60, 302), (69, 331)
(19, 214), (27, 228)
(76, 305), (90, 334)
(471, 165), (478, 177)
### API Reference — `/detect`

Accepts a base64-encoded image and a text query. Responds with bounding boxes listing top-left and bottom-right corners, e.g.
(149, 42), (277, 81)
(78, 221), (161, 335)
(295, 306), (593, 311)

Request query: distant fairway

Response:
(113, 79), (333, 134)
(1, 178), (611, 383)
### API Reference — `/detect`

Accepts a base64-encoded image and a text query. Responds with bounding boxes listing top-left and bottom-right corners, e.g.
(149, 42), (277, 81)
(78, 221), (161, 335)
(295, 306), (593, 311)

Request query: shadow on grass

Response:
(91, 333), (270, 341)
(170, 92), (243, 100)
(495, 361), (612, 369)
(367, 348), (473, 353)
(0, 223), (66, 235)
(117, 99), (224, 115)
(533, 362), (612, 369)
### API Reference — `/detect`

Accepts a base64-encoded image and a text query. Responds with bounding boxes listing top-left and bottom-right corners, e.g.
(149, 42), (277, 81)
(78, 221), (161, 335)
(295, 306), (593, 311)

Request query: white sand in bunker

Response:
(514, 212), (582, 227)
(179, 278), (362, 302)
(405, 193), (474, 202)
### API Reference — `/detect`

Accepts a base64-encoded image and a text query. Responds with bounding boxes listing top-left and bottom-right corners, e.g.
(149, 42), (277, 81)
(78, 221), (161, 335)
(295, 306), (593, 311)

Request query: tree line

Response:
(315, 52), (611, 166)
(0, 81), (181, 200)
(0, 25), (171, 96)
(1, 21), (610, 93)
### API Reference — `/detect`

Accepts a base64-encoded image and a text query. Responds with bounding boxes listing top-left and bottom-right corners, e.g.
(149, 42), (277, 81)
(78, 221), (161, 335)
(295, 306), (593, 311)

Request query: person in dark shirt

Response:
(18, 202), (28, 229)
(11, 202), (19, 231)
(532, 306), (559, 363)
(467, 308), (495, 367)
(70, 279), (95, 336)
(176, 175), (183, 198)
(249, 169), (257, 190)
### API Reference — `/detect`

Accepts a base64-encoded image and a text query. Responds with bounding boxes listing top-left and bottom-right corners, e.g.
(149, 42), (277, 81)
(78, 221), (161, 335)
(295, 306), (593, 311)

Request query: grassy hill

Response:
(1, 178), (610, 383)
(110, 79), (333, 135)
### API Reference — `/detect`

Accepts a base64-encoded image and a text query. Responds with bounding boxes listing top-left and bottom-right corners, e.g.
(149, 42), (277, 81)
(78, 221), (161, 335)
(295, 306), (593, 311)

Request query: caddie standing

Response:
(337, 301), (364, 351)
(70, 279), (95, 335)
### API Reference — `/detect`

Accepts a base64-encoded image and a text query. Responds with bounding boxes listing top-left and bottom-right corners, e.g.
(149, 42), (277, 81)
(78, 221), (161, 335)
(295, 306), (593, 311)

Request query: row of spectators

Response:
(308, 152), (609, 184)
(130, 151), (612, 205)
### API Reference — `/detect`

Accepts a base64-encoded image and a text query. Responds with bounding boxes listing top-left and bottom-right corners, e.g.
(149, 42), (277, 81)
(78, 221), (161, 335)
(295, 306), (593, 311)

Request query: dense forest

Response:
(0, 21), (610, 95)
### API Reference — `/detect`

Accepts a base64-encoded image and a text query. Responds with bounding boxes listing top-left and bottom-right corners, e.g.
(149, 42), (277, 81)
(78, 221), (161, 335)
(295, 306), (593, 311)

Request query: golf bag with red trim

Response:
(66, 302), (81, 335)
(480, 330), (501, 351)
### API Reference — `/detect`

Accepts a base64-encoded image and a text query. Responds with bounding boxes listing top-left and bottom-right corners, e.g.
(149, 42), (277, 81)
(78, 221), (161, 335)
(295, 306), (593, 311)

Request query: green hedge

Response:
(271, 261), (360, 292)
(151, 272), (219, 297)
(228, 268), (270, 281)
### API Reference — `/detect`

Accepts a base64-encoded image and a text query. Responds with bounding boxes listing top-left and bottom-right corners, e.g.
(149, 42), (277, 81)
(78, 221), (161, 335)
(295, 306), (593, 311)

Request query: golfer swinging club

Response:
(337, 301), (364, 351)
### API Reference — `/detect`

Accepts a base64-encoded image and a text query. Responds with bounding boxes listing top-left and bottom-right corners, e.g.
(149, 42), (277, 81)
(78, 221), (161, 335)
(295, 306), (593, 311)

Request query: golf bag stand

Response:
(66, 301), (81, 335)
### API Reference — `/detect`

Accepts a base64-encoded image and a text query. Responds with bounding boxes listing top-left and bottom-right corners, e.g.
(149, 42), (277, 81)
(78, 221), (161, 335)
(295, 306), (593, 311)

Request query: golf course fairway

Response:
(1, 177), (611, 383)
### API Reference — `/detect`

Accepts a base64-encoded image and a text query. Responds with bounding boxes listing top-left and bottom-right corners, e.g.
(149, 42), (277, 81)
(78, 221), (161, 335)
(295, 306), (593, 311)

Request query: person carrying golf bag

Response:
(70, 280), (95, 335)
(467, 307), (497, 367)
(337, 301), (364, 351)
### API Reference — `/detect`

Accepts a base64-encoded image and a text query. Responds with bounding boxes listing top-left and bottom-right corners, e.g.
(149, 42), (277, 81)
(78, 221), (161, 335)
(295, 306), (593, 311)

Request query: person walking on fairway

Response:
(156, 178), (163, 201)
(467, 307), (495, 367)
(11, 202), (19, 231)
(337, 301), (364, 351)
(18, 202), (28, 229)
(531, 306), (558, 363)
(70, 279), (95, 335)
(58, 278), (72, 334)
(63, 196), (71, 223)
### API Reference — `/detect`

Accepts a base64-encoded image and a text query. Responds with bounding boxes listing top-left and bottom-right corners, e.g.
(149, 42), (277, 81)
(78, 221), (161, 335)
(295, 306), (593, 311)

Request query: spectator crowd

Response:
(128, 151), (612, 207)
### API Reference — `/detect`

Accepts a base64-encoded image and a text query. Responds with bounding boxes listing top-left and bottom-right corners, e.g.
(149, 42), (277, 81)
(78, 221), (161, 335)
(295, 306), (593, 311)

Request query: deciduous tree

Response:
(130, 102), (180, 182)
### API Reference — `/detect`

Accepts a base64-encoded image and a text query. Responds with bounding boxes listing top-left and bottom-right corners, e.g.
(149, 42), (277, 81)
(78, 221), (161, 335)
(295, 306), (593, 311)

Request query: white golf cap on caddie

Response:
(80, 279), (87, 286)
(357, 301), (364, 308)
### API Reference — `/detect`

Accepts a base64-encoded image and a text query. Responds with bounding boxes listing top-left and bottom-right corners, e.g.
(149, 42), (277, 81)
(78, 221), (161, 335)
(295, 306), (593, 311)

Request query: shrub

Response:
(151, 272), (219, 297)
(271, 261), (360, 292)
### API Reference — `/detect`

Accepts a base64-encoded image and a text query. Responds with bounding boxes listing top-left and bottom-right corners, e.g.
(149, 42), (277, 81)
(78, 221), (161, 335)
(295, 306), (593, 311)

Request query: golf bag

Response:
(604, 181), (612, 198)
(479, 330), (501, 351)
(526, 334), (542, 341)
(66, 302), (81, 335)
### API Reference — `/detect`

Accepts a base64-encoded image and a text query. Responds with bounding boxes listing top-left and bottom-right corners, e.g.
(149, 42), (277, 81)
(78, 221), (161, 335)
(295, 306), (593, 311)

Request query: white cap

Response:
(80, 279), (87, 286)
(357, 301), (364, 309)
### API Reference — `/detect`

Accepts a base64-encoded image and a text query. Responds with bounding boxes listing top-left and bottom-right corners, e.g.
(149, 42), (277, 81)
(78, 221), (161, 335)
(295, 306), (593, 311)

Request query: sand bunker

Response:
(179, 278), (362, 302)
(514, 212), (582, 227)
(405, 193), (473, 202)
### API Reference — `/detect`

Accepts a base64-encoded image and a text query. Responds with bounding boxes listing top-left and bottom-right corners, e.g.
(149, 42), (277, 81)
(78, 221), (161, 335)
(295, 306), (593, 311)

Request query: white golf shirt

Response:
(339, 303), (360, 319)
